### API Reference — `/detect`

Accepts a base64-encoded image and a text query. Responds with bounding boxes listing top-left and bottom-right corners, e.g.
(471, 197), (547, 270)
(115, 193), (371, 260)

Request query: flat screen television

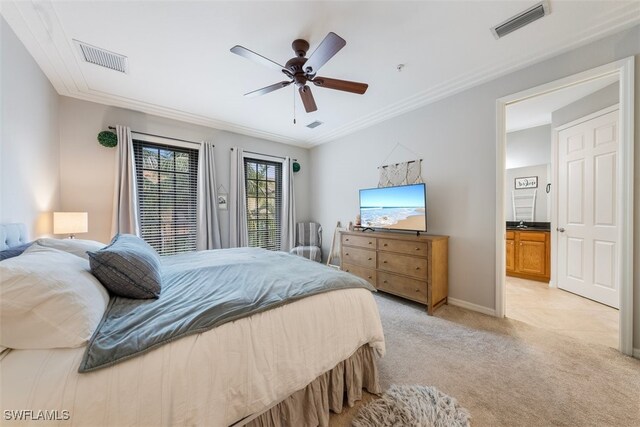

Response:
(359, 183), (427, 232)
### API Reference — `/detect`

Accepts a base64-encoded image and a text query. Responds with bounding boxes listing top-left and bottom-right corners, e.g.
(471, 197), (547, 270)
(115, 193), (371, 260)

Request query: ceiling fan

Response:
(230, 32), (368, 113)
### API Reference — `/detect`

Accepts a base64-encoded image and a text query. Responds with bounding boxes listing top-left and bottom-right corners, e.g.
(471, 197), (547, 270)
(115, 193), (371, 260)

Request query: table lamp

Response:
(53, 212), (88, 239)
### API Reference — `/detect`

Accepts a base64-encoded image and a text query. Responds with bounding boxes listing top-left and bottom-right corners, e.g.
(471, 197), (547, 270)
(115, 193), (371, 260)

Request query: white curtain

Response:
(229, 147), (248, 247)
(280, 157), (296, 251)
(196, 141), (222, 250)
(111, 125), (140, 237)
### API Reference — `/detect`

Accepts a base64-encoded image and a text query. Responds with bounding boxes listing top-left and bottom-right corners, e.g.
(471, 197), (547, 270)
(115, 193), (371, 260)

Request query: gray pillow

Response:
(87, 234), (161, 299)
(0, 242), (32, 261)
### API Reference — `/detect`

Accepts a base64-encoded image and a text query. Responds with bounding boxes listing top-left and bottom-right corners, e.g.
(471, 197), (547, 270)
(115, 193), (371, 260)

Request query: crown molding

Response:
(2, 1), (638, 148)
(0, 1), (309, 148)
(307, 2), (640, 145)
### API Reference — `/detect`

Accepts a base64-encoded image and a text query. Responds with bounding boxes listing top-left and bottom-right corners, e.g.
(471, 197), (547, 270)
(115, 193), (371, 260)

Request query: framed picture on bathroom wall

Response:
(514, 176), (538, 189)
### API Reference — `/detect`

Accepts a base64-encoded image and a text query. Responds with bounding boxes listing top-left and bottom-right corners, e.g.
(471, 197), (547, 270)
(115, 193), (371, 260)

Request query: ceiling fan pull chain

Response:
(293, 85), (297, 124)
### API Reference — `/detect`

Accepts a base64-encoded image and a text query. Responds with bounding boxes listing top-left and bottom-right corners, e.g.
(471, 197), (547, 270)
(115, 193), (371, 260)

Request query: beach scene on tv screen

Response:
(360, 184), (426, 231)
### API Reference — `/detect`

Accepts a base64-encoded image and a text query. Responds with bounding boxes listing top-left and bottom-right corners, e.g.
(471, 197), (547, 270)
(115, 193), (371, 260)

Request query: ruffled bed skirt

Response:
(246, 345), (381, 427)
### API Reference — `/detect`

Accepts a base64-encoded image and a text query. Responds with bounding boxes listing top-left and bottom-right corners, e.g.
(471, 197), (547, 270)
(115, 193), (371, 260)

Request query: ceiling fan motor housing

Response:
(285, 55), (311, 88)
(291, 39), (309, 57)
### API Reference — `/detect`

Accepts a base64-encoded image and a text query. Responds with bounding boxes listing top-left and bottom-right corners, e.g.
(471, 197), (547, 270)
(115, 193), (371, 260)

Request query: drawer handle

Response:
(345, 269), (350, 272)
(415, 288), (420, 293)
(367, 276), (372, 279)
(383, 243), (388, 247)
(368, 257), (372, 261)
(415, 247), (420, 251)
(415, 267), (420, 270)
(345, 253), (349, 256)
(368, 241), (373, 245)
(383, 280), (388, 284)
(346, 238), (350, 241)
(383, 260), (387, 264)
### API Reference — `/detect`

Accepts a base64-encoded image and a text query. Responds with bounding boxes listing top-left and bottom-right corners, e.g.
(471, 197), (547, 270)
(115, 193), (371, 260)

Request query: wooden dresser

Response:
(506, 229), (550, 282)
(340, 230), (449, 315)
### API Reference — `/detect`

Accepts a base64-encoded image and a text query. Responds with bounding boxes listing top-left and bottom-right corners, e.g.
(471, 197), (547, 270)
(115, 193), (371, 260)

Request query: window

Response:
(244, 157), (282, 251)
(133, 141), (198, 255)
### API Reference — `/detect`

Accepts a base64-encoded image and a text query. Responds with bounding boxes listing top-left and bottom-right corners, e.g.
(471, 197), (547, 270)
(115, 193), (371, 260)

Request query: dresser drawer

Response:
(378, 238), (428, 256)
(378, 252), (428, 280)
(342, 263), (376, 287)
(342, 247), (376, 269)
(341, 234), (376, 249)
(377, 272), (428, 304)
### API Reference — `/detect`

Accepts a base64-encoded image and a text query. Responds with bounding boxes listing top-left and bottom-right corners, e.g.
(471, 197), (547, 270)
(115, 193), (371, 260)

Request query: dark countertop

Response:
(506, 221), (551, 231)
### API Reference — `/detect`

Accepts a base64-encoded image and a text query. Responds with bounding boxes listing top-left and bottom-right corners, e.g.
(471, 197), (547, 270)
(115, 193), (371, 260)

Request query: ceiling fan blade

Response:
(299, 85), (318, 113)
(312, 77), (368, 94)
(230, 45), (285, 73)
(244, 81), (292, 98)
(303, 32), (346, 76)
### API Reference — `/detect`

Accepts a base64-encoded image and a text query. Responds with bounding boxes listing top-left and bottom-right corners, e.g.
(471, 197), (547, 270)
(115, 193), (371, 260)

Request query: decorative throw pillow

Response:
(87, 234), (162, 299)
(36, 238), (105, 261)
(0, 244), (109, 349)
(0, 242), (31, 261)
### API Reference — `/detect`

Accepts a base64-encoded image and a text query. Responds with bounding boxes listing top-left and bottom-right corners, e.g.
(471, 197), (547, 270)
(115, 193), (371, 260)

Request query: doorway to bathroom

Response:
(495, 58), (634, 355)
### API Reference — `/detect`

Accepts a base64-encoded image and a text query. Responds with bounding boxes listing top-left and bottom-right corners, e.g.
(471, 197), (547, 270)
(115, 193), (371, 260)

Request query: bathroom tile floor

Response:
(506, 276), (618, 349)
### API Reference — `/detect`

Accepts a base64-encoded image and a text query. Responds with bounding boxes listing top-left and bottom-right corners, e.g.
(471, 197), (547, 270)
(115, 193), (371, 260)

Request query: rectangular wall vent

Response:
(74, 40), (128, 73)
(491, 1), (550, 39)
(306, 120), (323, 129)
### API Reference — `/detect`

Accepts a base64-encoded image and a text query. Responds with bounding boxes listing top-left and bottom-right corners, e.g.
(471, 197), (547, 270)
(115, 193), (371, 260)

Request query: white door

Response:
(557, 109), (619, 308)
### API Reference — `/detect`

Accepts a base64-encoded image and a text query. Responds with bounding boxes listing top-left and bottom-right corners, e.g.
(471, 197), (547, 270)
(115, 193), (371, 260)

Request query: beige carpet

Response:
(330, 293), (640, 427)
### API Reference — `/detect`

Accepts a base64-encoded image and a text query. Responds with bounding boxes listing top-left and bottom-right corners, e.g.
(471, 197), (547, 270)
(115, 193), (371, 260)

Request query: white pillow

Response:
(0, 244), (109, 349)
(35, 238), (105, 261)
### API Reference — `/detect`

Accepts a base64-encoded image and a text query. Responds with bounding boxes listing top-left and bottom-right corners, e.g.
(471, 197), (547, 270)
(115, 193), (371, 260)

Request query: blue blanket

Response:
(79, 248), (375, 373)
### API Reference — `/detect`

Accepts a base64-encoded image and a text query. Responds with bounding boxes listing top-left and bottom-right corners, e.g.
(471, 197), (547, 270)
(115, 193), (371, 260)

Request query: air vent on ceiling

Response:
(74, 40), (128, 73)
(306, 120), (323, 129)
(491, 1), (550, 39)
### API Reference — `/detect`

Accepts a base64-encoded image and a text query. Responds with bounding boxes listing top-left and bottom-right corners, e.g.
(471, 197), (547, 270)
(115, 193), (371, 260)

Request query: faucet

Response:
(517, 220), (527, 229)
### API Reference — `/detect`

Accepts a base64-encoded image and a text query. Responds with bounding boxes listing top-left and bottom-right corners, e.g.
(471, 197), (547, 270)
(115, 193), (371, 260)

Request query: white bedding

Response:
(0, 288), (385, 426)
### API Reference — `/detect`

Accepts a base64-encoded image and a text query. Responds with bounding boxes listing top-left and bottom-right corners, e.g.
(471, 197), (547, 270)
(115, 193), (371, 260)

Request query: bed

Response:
(0, 224), (385, 426)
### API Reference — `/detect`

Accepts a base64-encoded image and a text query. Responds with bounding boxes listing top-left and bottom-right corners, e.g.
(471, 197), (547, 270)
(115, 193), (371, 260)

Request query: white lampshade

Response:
(53, 212), (88, 237)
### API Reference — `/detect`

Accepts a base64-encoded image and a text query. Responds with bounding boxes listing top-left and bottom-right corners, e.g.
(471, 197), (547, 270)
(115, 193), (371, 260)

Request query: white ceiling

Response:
(505, 74), (619, 132)
(2, 1), (638, 147)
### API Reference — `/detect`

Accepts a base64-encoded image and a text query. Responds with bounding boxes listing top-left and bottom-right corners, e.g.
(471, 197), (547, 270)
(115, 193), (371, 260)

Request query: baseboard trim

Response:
(633, 348), (640, 359)
(448, 298), (497, 317)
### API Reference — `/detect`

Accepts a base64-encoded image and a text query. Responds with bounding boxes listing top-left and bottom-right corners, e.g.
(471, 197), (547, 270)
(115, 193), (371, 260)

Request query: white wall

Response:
(552, 82), (619, 127)
(309, 25), (640, 349)
(58, 97), (310, 245)
(505, 125), (551, 169)
(505, 125), (551, 222)
(505, 164), (550, 222)
(0, 18), (60, 238)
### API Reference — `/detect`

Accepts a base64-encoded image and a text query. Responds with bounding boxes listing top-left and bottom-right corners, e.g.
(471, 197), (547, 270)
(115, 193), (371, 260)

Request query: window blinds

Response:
(244, 158), (282, 251)
(133, 141), (199, 256)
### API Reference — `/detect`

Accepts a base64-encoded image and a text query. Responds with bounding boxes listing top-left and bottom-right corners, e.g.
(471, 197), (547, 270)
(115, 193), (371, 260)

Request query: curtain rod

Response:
(230, 147), (297, 162)
(108, 126), (206, 146)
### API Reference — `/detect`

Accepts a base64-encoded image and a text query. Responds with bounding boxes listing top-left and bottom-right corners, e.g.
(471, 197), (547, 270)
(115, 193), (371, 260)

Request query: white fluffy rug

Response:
(351, 385), (471, 427)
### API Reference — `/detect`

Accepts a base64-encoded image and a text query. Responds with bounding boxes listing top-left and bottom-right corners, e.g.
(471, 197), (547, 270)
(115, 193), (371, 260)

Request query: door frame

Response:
(495, 57), (634, 355)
